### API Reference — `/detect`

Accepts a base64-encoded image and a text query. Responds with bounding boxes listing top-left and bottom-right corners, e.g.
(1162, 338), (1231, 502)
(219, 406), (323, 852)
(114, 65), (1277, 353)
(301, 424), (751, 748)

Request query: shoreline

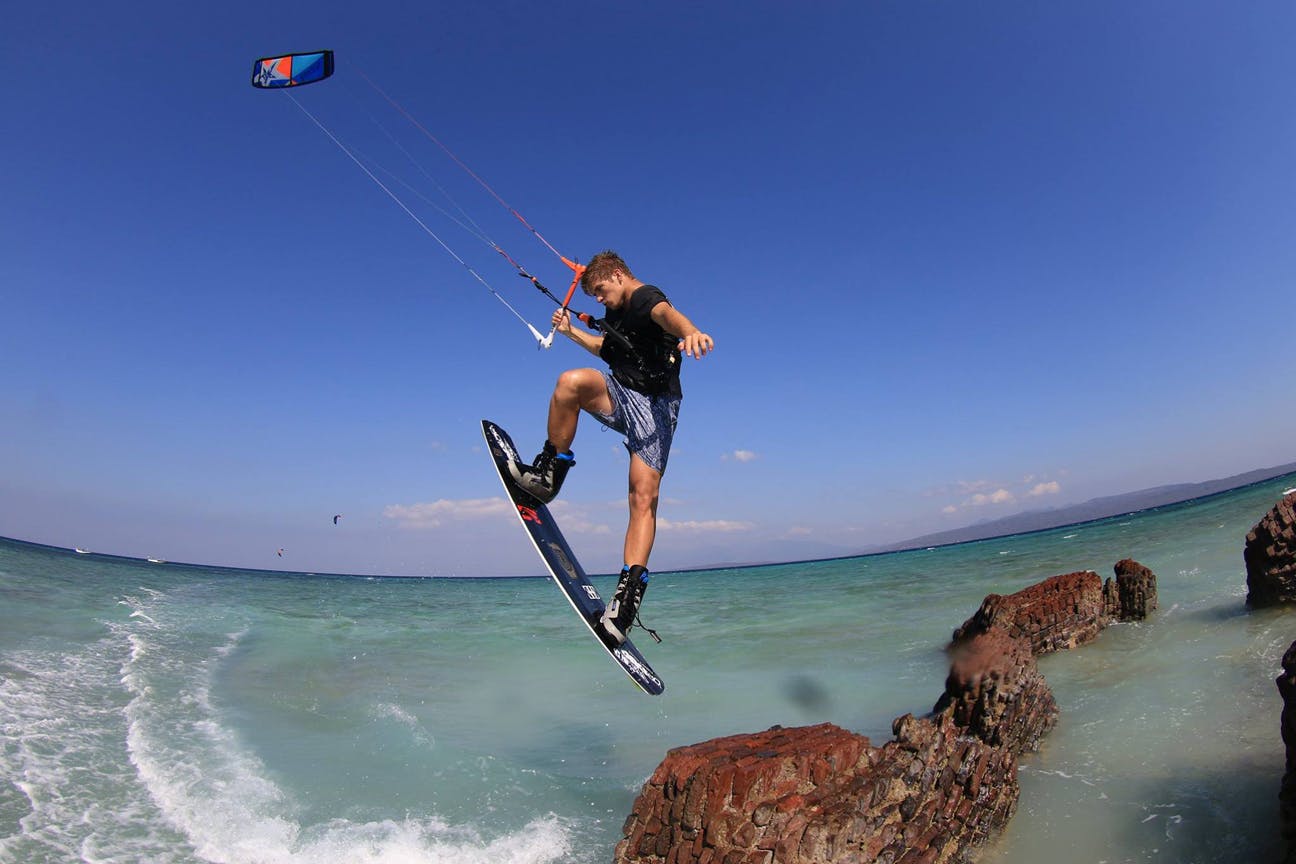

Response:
(6, 465), (1294, 581)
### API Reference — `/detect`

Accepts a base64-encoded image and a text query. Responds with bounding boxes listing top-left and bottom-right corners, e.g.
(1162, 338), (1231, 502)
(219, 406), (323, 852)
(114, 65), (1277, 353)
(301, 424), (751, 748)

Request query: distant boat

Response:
(74, 548), (91, 554)
(147, 558), (165, 564)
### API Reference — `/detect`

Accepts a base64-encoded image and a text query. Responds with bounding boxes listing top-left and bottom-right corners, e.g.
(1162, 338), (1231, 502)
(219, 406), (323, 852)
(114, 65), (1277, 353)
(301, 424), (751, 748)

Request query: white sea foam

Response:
(251, 814), (572, 864)
(371, 701), (436, 748)
(0, 635), (186, 863)
(114, 590), (572, 864)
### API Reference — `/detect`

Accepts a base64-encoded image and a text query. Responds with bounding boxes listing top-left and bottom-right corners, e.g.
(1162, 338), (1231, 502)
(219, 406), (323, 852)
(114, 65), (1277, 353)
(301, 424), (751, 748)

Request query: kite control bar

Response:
(520, 257), (597, 348)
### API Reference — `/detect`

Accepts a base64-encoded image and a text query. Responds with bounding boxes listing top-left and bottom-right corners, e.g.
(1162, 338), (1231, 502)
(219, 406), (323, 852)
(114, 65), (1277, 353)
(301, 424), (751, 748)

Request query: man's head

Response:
(580, 250), (640, 308)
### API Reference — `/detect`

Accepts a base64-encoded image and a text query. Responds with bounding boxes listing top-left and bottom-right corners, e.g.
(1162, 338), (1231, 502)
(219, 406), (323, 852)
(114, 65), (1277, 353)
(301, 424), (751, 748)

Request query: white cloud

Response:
(968, 489), (1015, 507)
(384, 498), (613, 536)
(657, 518), (755, 533)
(383, 497), (510, 529)
(938, 472), (1064, 513)
(1027, 481), (1061, 497)
(723, 450), (758, 463)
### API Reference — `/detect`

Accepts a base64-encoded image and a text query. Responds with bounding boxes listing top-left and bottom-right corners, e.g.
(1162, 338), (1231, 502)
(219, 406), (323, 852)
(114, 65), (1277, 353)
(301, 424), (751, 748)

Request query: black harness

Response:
(593, 316), (680, 396)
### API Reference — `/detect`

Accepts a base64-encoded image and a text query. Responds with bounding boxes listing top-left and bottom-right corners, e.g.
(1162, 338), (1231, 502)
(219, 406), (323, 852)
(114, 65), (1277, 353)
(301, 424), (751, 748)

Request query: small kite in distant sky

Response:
(277, 548), (285, 557)
(333, 514), (342, 525)
(250, 50), (334, 89)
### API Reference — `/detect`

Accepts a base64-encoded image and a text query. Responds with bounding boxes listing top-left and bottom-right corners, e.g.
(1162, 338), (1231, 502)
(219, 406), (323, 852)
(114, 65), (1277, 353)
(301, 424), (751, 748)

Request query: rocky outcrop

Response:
(615, 561), (1156, 864)
(950, 570), (1107, 654)
(1246, 491), (1296, 607)
(614, 715), (1027, 864)
(1109, 558), (1157, 621)
(1278, 640), (1296, 863)
(934, 628), (1058, 753)
(612, 723), (870, 864)
(614, 630), (1057, 864)
(950, 561), (1159, 655)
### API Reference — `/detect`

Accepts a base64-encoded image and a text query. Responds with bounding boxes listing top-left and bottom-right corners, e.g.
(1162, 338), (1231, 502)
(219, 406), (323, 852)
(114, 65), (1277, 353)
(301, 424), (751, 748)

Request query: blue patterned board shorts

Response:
(589, 371), (681, 474)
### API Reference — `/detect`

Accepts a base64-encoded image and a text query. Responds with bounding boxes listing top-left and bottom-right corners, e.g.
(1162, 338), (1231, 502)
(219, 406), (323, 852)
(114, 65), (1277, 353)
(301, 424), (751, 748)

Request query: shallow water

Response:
(2, 475), (1293, 863)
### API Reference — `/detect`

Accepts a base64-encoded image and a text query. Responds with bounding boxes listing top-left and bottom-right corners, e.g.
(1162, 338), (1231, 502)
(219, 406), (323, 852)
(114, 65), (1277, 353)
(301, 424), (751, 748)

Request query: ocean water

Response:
(3, 476), (1294, 864)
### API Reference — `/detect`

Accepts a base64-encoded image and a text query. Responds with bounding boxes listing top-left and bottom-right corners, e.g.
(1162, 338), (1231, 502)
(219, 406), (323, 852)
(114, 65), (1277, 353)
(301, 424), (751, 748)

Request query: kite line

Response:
(251, 49), (588, 348)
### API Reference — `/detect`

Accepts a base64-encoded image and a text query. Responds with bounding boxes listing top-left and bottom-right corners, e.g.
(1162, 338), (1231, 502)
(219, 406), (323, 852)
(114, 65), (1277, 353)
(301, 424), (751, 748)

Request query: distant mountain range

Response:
(870, 461), (1296, 554)
(665, 461), (1296, 573)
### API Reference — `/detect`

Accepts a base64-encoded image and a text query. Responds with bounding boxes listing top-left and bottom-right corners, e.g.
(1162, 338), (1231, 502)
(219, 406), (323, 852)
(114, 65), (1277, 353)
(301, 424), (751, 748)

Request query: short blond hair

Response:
(580, 251), (633, 295)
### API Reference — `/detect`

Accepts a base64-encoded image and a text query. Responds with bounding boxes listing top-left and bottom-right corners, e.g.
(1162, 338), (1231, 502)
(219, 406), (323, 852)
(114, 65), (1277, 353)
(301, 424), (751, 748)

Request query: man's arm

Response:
(554, 308), (605, 357)
(651, 302), (715, 359)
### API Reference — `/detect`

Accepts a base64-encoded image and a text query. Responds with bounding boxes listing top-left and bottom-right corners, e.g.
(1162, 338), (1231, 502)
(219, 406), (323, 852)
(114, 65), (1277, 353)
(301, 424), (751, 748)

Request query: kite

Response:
(249, 49), (589, 348)
(251, 51), (334, 89)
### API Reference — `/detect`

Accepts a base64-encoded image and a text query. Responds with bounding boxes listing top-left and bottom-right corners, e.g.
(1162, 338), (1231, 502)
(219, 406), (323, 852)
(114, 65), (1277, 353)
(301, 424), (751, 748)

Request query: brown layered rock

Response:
(613, 723), (869, 864)
(933, 628), (1059, 753)
(1246, 492), (1296, 607)
(951, 570), (1107, 654)
(617, 563), (1153, 864)
(614, 630), (1055, 864)
(613, 714), (1022, 864)
(1107, 558), (1157, 620)
(1278, 640), (1296, 862)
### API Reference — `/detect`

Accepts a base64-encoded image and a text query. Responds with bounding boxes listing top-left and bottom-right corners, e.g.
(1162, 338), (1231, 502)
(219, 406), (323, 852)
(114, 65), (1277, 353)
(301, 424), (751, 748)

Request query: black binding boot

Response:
(508, 440), (574, 504)
(601, 564), (650, 644)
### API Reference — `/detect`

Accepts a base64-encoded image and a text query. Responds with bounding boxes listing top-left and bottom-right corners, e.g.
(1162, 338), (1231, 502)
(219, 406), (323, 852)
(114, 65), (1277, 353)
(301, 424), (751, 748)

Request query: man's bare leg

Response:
(546, 368), (612, 452)
(624, 454), (661, 567)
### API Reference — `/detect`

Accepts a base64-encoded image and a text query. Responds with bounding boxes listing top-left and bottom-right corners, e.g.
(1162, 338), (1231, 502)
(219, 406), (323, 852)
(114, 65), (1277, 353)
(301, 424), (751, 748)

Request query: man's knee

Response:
(628, 486), (658, 513)
(554, 369), (586, 399)
(555, 368), (612, 416)
(628, 464), (661, 516)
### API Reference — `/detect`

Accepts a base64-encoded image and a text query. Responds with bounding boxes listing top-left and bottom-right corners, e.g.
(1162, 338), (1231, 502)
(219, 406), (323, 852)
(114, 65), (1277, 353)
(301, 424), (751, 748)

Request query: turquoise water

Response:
(3, 475), (1294, 863)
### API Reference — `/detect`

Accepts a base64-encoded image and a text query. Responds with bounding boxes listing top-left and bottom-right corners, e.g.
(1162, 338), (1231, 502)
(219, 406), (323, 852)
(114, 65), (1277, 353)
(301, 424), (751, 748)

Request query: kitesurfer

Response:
(510, 251), (714, 643)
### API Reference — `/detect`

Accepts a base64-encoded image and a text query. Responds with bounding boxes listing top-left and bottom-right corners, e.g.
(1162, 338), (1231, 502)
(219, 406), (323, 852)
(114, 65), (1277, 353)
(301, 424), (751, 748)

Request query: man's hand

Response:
(678, 331), (715, 359)
(551, 308), (573, 335)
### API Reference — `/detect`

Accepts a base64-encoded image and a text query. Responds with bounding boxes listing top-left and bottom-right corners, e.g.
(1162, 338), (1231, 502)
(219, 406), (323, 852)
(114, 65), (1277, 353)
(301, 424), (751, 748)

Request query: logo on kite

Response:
(251, 51), (334, 89)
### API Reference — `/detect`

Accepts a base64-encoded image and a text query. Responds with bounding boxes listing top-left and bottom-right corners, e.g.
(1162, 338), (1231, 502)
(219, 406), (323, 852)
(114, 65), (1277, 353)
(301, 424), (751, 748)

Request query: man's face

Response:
(589, 271), (629, 309)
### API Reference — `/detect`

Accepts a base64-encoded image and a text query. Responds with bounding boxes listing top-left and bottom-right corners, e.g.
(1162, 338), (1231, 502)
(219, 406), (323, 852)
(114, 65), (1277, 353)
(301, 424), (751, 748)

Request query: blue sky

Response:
(4, 2), (1295, 576)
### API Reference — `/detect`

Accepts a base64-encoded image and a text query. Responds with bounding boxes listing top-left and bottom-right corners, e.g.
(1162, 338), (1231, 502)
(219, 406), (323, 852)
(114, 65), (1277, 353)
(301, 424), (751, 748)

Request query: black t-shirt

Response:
(598, 285), (683, 398)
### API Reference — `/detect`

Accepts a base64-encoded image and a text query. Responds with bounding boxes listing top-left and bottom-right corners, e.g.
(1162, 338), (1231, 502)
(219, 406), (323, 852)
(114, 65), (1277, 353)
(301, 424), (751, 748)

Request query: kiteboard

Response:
(481, 419), (664, 695)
